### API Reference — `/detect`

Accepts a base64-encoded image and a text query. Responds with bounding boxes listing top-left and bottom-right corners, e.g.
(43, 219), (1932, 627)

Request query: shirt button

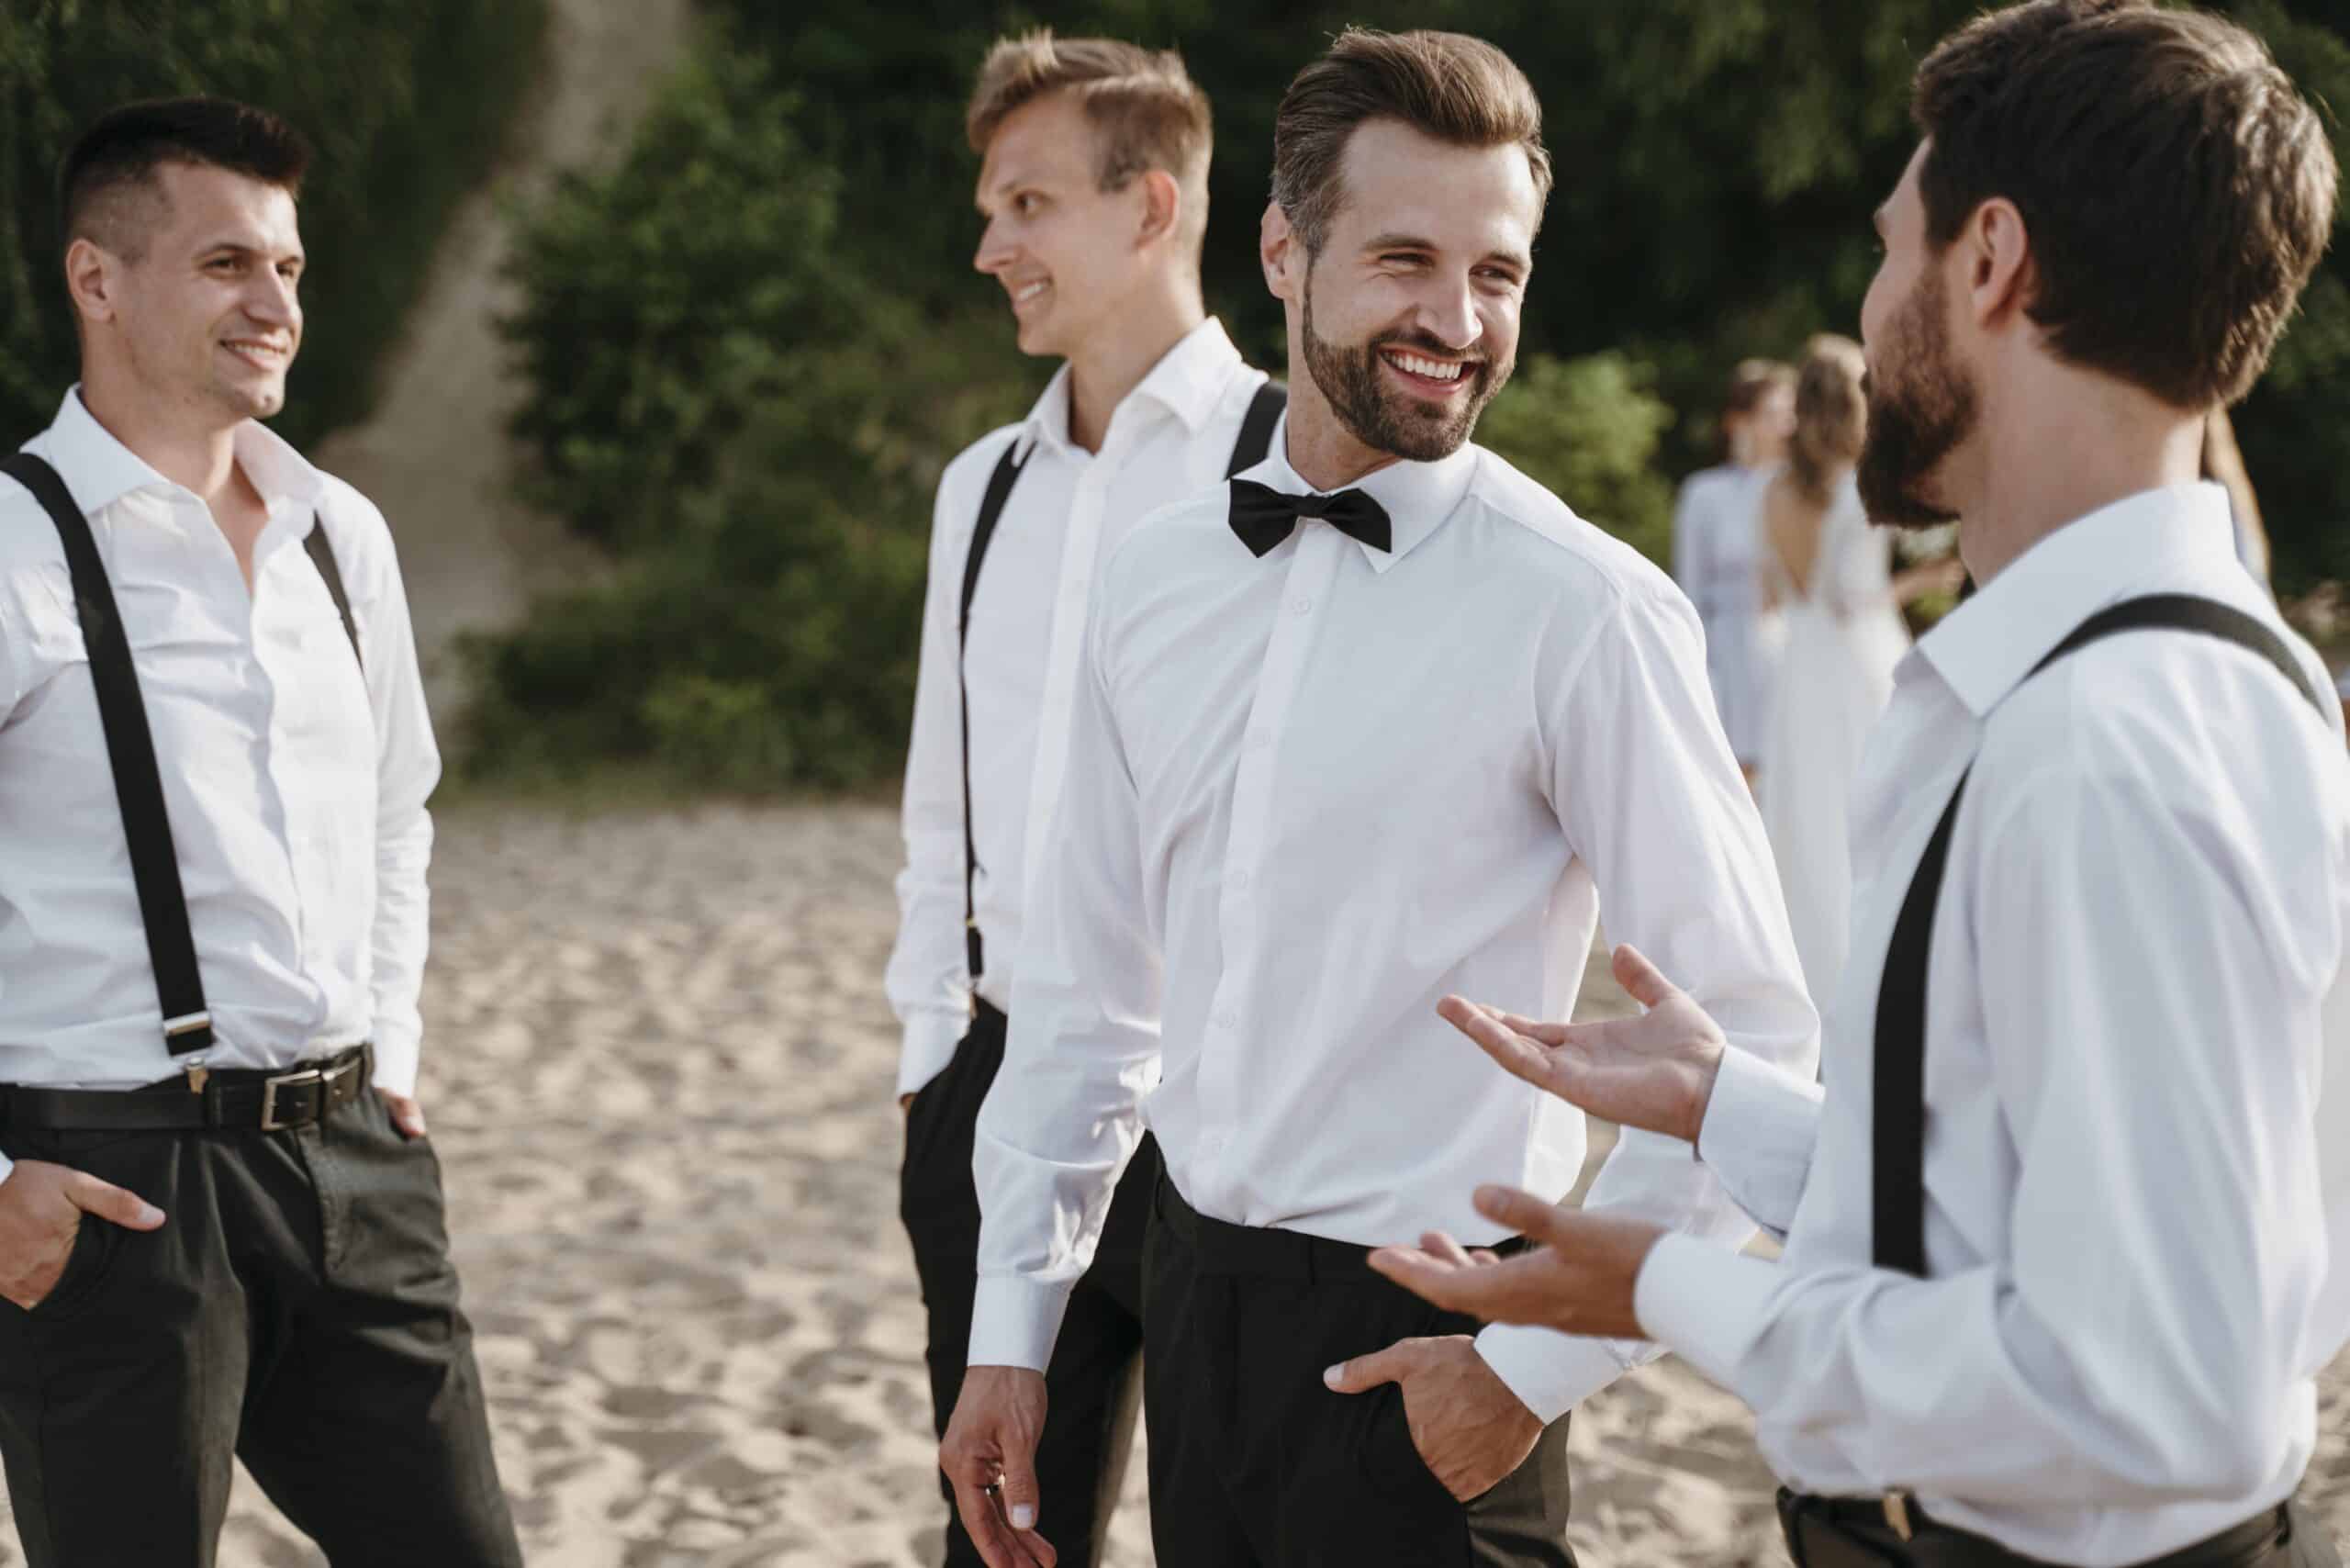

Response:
(1231, 869), (1250, 890)
(1291, 597), (1312, 615)
(1215, 1010), (1237, 1029)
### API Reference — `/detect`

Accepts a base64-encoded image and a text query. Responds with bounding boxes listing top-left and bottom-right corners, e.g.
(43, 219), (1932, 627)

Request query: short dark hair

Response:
(58, 97), (310, 263)
(1271, 28), (1552, 257)
(1911, 0), (2337, 409)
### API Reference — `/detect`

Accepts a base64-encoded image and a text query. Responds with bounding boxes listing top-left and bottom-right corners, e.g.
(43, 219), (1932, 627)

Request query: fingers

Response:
(1417, 1230), (1479, 1270)
(1437, 997), (1555, 1089)
(1323, 1337), (1411, 1394)
(1471, 1184), (1574, 1248)
(996, 1443), (1043, 1538)
(1609, 944), (1682, 1011)
(948, 1472), (1034, 1568)
(377, 1091), (428, 1139)
(62, 1171), (163, 1230)
(1366, 1246), (1480, 1312)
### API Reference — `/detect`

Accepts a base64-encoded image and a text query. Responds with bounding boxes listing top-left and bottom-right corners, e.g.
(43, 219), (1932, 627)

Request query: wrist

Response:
(1677, 1041), (1725, 1146)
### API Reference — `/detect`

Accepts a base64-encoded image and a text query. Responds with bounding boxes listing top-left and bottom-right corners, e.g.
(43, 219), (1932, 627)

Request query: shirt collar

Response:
(1914, 481), (2243, 717)
(1015, 317), (1246, 462)
(39, 386), (327, 520)
(1237, 415), (1480, 573)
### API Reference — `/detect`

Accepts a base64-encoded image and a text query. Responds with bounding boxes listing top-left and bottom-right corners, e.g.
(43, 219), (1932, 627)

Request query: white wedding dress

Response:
(1754, 472), (1911, 1005)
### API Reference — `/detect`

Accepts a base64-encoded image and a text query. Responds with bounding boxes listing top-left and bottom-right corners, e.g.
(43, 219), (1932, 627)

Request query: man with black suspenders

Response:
(1370, 5), (2350, 1565)
(884, 31), (1278, 1568)
(0, 99), (520, 1565)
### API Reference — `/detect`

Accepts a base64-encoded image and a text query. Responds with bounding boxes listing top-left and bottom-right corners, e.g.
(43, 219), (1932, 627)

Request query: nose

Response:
(974, 218), (1015, 277)
(1415, 271), (1482, 356)
(243, 267), (298, 331)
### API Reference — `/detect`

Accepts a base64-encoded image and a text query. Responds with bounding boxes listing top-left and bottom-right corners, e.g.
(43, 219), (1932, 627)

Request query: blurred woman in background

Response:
(1753, 335), (1961, 1002)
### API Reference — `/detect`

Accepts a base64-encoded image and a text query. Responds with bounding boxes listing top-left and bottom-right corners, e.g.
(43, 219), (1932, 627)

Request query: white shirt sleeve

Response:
(1636, 762), (2332, 1506)
(1695, 1042), (1825, 1239)
(1478, 582), (1820, 1421)
(967, 590), (1161, 1371)
(351, 507), (441, 1098)
(884, 463), (984, 1098)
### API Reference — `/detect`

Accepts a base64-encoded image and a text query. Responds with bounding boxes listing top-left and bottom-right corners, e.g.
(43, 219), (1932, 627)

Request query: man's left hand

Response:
(376, 1089), (428, 1140)
(1366, 1187), (1663, 1339)
(1322, 1334), (1540, 1502)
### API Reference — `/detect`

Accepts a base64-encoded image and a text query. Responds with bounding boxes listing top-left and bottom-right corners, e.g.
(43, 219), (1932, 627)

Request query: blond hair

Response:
(1270, 28), (1552, 255)
(1787, 335), (1866, 504)
(966, 32), (1213, 249)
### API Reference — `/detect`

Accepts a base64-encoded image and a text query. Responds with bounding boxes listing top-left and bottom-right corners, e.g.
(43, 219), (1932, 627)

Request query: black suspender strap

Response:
(954, 376), (1283, 988)
(958, 442), (1029, 983)
(1227, 380), (1286, 477)
(1872, 592), (2327, 1275)
(304, 519), (364, 673)
(1, 453), (214, 1054)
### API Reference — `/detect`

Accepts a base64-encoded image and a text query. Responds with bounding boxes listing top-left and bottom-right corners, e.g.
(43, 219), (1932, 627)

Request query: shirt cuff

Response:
(1632, 1231), (1781, 1394)
(1698, 1045), (1825, 1235)
(968, 1273), (1075, 1373)
(1472, 1322), (1632, 1424)
(898, 1010), (971, 1099)
(369, 1029), (421, 1099)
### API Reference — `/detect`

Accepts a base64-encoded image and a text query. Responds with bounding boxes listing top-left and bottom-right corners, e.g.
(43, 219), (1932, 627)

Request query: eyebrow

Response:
(1361, 231), (1530, 274)
(198, 239), (303, 263)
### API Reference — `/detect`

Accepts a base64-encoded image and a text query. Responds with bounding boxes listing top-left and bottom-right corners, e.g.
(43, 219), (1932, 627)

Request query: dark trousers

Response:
(1779, 1492), (2344, 1568)
(1143, 1177), (1577, 1568)
(900, 1001), (1160, 1568)
(0, 1081), (520, 1567)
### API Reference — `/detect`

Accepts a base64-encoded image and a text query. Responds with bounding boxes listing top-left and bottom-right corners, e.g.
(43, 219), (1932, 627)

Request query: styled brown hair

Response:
(1787, 335), (1866, 504)
(966, 32), (1212, 245)
(60, 97), (309, 263)
(1270, 28), (1552, 256)
(1911, 0), (2338, 409)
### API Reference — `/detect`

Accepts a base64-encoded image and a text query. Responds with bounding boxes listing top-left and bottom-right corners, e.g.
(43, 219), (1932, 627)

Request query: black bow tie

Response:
(1227, 478), (1393, 559)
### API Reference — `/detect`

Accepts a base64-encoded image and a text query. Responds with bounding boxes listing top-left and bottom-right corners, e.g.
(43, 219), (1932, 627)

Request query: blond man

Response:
(885, 32), (1280, 1568)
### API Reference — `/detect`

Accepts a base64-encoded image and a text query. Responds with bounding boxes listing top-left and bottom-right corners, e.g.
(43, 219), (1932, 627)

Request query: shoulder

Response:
(307, 468), (405, 599)
(0, 459), (74, 594)
(1101, 481), (1235, 582)
(934, 422), (1027, 519)
(1463, 447), (1689, 622)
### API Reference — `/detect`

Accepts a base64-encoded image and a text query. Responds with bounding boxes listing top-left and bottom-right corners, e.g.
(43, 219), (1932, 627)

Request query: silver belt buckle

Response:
(259, 1067), (325, 1132)
(1882, 1489), (1917, 1542)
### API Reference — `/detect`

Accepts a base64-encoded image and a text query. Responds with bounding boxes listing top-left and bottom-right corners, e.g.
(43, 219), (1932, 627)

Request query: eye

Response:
(1013, 192), (1041, 217)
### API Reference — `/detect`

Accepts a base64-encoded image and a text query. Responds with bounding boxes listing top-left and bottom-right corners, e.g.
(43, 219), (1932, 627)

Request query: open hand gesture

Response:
(1437, 944), (1725, 1146)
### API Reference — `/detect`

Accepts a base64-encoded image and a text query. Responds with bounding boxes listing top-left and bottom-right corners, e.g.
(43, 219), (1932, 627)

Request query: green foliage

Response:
(498, 50), (843, 548)
(0, 0), (547, 449)
(1478, 354), (1677, 566)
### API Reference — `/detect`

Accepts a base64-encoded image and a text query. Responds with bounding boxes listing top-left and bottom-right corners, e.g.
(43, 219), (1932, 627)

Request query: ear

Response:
(1962, 197), (2034, 328)
(62, 237), (120, 328)
(1135, 168), (1181, 250)
(1261, 201), (1301, 306)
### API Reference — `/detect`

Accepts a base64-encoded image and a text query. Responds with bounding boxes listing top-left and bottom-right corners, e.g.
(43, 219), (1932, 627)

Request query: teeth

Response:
(1014, 281), (1049, 303)
(1387, 352), (1463, 382)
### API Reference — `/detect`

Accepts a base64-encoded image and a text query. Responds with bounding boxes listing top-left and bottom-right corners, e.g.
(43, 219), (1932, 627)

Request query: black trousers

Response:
(900, 1001), (1160, 1568)
(1143, 1177), (1577, 1568)
(0, 1081), (520, 1567)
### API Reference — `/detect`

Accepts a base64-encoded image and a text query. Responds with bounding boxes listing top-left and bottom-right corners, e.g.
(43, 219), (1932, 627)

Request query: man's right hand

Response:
(0, 1159), (165, 1311)
(940, 1364), (1056, 1567)
(1438, 943), (1727, 1146)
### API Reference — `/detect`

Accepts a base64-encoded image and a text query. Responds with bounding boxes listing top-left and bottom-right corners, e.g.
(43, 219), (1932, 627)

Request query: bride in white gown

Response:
(1753, 336), (1960, 1002)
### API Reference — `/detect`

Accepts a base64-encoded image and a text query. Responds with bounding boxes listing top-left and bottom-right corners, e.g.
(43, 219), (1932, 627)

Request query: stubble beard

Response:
(1301, 272), (1511, 464)
(1856, 268), (1975, 530)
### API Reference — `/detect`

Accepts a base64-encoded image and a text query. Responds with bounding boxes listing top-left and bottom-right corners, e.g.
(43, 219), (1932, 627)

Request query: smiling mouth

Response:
(1010, 279), (1050, 310)
(222, 339), (290, 370)
(1380, 347), (1473, 393)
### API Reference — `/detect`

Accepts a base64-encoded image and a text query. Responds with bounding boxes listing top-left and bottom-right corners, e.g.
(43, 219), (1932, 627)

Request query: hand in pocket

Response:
(0, 1159), (164, 1309)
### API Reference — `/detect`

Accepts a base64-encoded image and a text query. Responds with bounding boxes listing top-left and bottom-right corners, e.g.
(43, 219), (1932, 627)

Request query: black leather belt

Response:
(1779, 1488), (2295, 1567)
(1152, 1174), (1528, 1284)
(0, 1045), (372, 1134)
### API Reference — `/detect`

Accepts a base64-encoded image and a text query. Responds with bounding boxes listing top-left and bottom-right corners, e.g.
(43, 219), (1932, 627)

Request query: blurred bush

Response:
(1478, 353), (1677, 566)
(0, 0), (547, 449)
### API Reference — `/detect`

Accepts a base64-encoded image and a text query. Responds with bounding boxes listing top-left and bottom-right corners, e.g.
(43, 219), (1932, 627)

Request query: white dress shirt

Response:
(1638, 484), (2350, 1564)
(970, 425), (1820, 1422)
(884, 319), (1269, 1097)
(0, 390), (441, 1161)
(1672, 463), (1774, 767)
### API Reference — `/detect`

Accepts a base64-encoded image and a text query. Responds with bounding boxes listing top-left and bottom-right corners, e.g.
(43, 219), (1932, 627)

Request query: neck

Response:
(1953, 374), (2206, 585)
(1062, 272), (1205, 454)
(78, 363), (241, 508)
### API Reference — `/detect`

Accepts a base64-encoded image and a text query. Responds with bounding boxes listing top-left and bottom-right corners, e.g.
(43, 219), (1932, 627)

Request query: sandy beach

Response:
(0, 801), (2342, 1565)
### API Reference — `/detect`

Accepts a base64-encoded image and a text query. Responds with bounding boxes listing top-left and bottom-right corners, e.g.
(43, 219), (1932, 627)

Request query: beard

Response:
(1856, 267), (1976, 529)
(1302, 274), (1512, 463)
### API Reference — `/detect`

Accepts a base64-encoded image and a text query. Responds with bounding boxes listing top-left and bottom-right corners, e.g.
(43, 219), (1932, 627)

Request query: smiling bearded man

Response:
(938, 28), (1818, 1568)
